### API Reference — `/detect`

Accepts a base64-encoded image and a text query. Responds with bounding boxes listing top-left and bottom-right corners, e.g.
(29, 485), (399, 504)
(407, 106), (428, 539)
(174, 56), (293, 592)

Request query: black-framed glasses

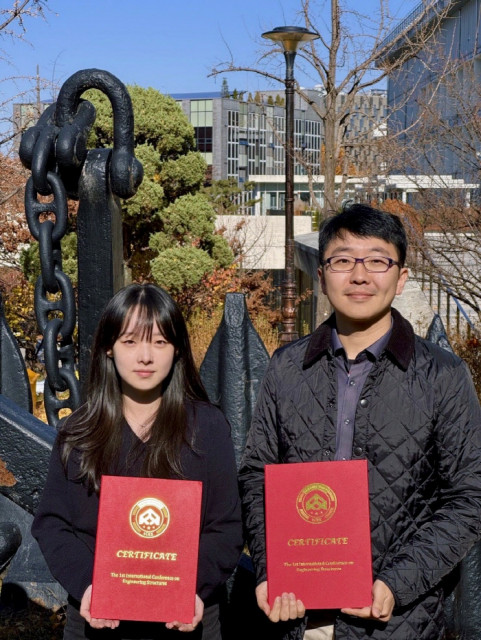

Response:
(322, 255), (400, 273)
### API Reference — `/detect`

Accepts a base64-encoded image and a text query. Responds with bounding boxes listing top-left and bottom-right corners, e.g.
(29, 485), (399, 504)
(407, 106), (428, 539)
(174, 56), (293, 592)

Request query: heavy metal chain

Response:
(21, 105), (82, 427)
(20, 69), (143, 428)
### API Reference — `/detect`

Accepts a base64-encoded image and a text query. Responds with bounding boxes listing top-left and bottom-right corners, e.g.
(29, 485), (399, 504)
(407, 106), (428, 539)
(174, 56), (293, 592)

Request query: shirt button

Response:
(344, 419), (350, 425)
(349, 380), (356, 386)
(359, 398), (368, 407)
(353, 447), (363, 457)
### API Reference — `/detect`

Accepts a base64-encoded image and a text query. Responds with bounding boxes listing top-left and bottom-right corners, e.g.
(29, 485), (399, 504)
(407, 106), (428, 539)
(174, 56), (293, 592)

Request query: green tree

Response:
(221, 77), (230, 98)
(202, 178), (258, 215)
(150, 246), (215, 295)
(149, 192), (233, 294)
(21, 232), (78, 284)
(83, 85), (209, 280)
(159, 152), (206, 202)
(20, 86), (245, 310)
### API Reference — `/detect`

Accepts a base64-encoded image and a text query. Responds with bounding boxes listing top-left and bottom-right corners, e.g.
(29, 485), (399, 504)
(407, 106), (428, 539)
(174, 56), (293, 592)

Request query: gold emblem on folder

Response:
(296, 483), (337, 524)
(129, 497), (170, 538)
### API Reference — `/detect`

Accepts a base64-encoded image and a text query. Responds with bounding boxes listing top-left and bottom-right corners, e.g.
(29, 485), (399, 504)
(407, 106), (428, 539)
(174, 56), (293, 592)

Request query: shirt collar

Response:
(303, 308), (415, 370)
(331, 322), (392, 361)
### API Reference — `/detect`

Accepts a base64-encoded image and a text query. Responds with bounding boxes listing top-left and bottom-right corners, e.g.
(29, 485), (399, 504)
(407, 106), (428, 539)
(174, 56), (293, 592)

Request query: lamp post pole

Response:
(262, 26), (318, 344)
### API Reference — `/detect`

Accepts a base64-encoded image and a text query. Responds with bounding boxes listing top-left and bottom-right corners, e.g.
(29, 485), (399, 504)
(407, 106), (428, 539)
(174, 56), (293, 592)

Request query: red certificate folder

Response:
(265, 460), (372, 609)
(90, 475), (202, 623)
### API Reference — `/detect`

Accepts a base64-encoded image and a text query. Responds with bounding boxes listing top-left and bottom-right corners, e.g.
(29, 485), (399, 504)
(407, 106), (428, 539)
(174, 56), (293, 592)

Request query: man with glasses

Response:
(239, 204), (481, 640)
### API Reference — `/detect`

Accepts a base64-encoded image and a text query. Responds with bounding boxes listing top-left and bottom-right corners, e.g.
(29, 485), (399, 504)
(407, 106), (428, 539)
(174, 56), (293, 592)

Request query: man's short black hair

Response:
(318, 203), (408, 267)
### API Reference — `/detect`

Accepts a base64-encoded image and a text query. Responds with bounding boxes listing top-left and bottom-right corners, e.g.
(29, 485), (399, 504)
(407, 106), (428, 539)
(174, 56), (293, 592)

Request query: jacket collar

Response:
(303, 307), (415, 371)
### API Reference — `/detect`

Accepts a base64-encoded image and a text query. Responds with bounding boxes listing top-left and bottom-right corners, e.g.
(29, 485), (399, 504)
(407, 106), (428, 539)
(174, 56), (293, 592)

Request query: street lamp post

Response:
(262, 26), (319, 344)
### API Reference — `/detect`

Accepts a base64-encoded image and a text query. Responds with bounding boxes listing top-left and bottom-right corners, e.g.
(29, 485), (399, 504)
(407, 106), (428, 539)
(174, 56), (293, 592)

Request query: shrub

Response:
(151, 246), (215, 294)
(450, 334), (481, 401)
(1, 278), (39, 369)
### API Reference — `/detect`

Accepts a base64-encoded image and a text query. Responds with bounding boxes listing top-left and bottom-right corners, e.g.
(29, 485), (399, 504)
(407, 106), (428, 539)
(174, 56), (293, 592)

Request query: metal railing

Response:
(411, 256), (477, 337)
(379, 0), (450, 54)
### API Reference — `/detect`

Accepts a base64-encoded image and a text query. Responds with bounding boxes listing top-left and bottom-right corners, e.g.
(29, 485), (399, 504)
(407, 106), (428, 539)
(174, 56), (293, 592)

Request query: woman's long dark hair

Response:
(58, 284), (209, 492)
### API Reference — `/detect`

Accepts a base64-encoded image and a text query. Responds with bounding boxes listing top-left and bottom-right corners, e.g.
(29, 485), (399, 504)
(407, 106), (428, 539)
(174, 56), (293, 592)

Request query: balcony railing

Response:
(379, 0), (450, 55)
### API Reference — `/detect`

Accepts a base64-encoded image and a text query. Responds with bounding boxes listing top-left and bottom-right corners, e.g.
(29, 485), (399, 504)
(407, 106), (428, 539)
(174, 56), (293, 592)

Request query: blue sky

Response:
(3, 0), (418, 104)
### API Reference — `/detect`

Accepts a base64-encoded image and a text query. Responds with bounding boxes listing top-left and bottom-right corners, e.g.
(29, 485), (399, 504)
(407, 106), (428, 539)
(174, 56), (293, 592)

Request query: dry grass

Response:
(449, 333), (481, 401)
(187, 307), (280, 370)
(251, 314), (280, 356)
(187, 307), (225, 369)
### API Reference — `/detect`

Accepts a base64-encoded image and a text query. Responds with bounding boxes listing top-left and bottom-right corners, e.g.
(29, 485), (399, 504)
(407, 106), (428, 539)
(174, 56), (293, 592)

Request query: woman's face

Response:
(109, 308), (176, 398)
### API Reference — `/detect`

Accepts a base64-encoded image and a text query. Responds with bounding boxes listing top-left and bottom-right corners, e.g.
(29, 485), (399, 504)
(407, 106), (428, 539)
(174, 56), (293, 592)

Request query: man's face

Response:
(318, 232), (408, 329)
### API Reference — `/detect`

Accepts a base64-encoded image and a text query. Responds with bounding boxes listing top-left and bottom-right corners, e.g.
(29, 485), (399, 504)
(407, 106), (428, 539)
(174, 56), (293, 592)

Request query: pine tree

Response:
(221, 77), (230, 98)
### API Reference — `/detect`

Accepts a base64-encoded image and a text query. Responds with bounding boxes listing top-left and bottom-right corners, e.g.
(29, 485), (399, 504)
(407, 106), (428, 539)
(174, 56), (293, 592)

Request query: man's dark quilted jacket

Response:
(239, 309), (481, 640)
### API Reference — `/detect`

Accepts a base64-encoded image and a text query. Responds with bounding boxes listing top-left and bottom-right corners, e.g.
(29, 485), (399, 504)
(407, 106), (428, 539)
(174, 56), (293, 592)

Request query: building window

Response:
(190, 100), (213, 163)
(227, 109), (239, 178)
(195, 126), (213, 153)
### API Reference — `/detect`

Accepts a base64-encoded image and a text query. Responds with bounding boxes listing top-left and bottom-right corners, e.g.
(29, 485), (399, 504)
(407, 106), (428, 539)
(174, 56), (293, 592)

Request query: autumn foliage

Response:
(0, 156), (32, 254)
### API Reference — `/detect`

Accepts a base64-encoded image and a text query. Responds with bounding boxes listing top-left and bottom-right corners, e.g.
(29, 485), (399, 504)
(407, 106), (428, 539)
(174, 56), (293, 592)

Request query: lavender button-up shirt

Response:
(332, 326), (392, 461)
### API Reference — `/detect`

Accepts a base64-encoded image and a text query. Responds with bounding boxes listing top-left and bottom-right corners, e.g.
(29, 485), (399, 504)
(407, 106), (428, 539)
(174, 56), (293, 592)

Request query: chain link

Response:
(24, 173), (80, 426)
(20, 69), (143, 427)
(21, 113), (85, 427)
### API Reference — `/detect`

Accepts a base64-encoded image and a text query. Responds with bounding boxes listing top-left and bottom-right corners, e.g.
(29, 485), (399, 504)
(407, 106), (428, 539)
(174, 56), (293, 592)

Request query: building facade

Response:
(382, 0), (481, 185)
(13, 88), (388, 214)
(378, 0), (481, 334)
(12, 101), (51, 150)
(174, 89), (387, 215)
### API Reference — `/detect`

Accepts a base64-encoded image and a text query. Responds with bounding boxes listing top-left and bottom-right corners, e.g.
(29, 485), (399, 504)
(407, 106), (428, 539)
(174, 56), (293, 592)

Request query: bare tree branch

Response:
(211, 0), (450, 215)
(0, 1), (51, 154)
(0, 0), (46, 38)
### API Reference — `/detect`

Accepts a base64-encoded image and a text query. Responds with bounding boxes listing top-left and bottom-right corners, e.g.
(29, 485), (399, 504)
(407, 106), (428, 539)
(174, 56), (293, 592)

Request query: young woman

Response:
(32, 284), (243, 639)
